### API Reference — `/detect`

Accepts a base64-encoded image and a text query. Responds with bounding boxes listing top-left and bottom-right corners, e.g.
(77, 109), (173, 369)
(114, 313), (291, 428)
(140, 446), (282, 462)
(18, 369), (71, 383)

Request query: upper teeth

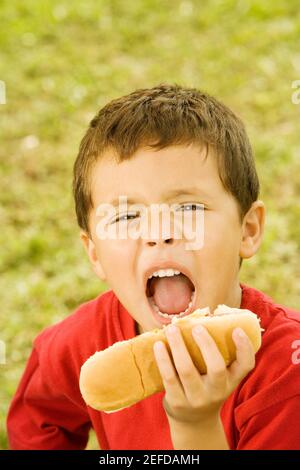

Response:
(148, 268), (181, 279)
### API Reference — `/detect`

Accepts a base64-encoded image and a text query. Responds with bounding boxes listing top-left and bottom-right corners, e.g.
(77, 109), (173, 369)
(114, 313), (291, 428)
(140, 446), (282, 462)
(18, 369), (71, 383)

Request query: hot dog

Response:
(79, 305), (262, 413)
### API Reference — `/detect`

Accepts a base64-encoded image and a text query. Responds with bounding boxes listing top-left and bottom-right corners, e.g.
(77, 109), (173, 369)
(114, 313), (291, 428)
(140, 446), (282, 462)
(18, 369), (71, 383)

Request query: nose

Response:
(145, 237), (175, 247)
(140, 206), (181, 247)
(141, 220), (179, 247)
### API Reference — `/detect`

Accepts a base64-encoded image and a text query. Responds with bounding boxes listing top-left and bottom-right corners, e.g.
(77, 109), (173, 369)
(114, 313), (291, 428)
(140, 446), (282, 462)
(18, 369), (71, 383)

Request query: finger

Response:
(192, 325), (227, 391)
(164, 325), (204, 400)
(228, 328), (256, 385)
(192, 325), (227, 385)
(153, 340), (186, 403)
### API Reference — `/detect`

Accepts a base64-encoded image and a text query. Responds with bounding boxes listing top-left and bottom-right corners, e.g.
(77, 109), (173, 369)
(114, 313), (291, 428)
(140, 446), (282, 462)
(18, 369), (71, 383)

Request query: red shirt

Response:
(7, 284), (300, 450)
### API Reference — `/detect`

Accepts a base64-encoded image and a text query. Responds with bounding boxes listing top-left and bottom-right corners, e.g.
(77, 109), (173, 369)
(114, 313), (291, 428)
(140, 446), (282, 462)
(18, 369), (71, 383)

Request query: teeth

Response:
(148, 268), (181, 279)
(149, 291), (195, 319)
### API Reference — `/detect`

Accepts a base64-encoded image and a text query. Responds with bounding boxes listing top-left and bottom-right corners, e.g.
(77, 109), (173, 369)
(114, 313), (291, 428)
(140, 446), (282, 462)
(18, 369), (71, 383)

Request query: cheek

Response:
(202, 214), (241, 259)
(97, 239), (137, 275)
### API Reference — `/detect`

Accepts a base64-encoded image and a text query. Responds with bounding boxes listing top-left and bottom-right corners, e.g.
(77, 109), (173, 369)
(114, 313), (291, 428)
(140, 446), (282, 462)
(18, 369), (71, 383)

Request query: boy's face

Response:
(82, 144), (264, 334)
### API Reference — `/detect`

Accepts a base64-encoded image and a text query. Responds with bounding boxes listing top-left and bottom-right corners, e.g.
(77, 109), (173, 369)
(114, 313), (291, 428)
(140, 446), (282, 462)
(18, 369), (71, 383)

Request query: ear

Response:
(80, 231), (107, 281)
(239, 200), (265, 260)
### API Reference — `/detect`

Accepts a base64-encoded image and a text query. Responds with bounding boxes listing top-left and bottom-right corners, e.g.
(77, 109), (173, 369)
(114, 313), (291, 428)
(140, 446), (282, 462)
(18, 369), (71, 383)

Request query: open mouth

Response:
(145, 268), (196, 323)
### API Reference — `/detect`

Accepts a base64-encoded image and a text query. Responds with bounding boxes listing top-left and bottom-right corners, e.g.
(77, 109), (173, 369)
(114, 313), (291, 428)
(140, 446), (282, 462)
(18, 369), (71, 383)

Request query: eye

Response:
(177, 203), (204, 212)
(112, 213), (139, 223)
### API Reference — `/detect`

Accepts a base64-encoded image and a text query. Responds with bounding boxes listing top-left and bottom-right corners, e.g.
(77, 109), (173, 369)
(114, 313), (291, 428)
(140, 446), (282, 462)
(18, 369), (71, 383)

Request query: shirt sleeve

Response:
(237, 395), (300, 450)
(7, 345), (91, 449)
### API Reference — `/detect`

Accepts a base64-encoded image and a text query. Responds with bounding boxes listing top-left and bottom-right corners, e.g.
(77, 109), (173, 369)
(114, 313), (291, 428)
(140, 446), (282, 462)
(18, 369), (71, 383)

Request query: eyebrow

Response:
(107, 187), (209, 206)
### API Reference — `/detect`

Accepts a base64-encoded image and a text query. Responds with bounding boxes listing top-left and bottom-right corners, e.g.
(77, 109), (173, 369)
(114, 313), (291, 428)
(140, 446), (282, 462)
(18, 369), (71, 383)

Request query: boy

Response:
(7, 84), (300, 450)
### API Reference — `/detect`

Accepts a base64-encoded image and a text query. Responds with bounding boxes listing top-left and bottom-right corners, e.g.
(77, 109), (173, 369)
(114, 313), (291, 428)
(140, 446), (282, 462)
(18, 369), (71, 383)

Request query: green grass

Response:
(1, 0), (300, 450)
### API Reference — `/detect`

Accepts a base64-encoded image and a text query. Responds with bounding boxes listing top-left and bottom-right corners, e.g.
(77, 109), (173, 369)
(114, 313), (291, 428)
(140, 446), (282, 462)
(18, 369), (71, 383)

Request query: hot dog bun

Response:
(79, 305), (262, 413)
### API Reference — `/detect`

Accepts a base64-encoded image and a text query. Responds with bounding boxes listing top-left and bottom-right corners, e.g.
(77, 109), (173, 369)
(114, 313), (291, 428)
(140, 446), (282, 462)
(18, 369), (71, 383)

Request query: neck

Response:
(136, 322), (144, 336)
(231, 282), (243, 309)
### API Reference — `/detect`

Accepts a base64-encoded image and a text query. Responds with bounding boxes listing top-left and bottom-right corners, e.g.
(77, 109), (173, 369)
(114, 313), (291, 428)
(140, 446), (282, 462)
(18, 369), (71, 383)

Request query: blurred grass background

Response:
(0, 0), (300, 450)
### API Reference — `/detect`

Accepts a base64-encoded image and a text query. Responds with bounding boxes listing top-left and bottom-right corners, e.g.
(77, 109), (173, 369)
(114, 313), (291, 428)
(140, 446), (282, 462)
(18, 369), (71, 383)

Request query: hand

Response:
(153, 324), (256, 424)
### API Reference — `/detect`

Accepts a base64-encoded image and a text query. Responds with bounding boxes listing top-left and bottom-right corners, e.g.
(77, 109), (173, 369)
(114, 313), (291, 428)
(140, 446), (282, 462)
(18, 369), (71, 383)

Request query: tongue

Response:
(150, 274), (194, 314)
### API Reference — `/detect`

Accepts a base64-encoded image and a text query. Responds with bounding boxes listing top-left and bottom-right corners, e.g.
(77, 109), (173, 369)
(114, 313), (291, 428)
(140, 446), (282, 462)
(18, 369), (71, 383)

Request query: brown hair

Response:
(73, 83), (260, 237)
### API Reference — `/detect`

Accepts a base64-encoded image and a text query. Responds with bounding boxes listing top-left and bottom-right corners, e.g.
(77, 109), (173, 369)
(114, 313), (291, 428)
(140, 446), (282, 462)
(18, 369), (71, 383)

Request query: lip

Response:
(142, 260), (198, 326)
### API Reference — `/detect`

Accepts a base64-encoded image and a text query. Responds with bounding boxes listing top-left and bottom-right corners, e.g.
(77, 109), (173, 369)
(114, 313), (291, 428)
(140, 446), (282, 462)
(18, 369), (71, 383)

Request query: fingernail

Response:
(234, 327), (246, 339)
(167, 325), (178, 334)
(153, 341), (164, 353)
(193, 325), (205, 335)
